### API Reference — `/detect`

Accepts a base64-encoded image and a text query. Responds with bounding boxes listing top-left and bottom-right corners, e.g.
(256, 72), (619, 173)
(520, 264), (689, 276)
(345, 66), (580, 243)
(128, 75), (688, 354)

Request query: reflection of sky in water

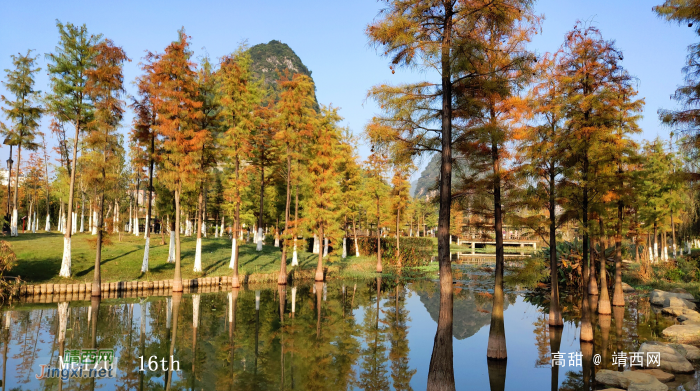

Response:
(0, 274), (691, 391)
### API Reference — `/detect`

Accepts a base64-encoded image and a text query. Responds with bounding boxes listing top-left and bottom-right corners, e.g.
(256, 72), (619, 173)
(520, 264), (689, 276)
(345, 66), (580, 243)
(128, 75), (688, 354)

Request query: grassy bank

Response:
(622, 253), (700, 298)
(3, 232), (381, 285)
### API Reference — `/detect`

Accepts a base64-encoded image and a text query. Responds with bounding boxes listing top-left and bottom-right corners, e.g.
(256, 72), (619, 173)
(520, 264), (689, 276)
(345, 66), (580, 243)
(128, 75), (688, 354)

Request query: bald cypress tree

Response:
(0, 50), (43, 237)
(655, 0), (700, 141)
(274, 73), (315, 284)
(46, 21), (102, 277)
(218, 48), (256, 288)
(366, 1), (536, 384)
(150, 29), (203, 292)
(84, 40), (128, 296)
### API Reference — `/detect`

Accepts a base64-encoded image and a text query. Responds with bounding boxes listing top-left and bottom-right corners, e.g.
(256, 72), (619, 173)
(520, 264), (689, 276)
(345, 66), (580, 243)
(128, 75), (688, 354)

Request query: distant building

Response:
(0, 168), (24, 187)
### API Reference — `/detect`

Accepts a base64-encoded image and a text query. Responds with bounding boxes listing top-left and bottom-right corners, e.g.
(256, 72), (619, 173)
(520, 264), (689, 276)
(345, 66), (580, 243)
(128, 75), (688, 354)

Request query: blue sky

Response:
(0, 0), (697, 180)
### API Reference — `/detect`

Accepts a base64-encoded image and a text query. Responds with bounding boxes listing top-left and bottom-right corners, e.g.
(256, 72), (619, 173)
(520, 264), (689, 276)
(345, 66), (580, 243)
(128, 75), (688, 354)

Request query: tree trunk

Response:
(353, 215), (359, 257)
(292, 178), (300, 266)
(142, 134), (155, 273)
(580, 155), (593, 342)
(671, 211), (677, 258)
(315, 224), (324, 281)
(231, 157), (241, 288)
(80, 192), (85, 233)
(11, 144), (21, 237)
(427, 2), (455, 389)
(487, 135), (507, 360)
(396, 207), (401, 266)
(279, 148), (291, 285)
(92, 158), (107, 297)
(257, 159), (264, 251)
(612, 200), (624, 306)
(194, 184), (203, 272)
(598, 218), (611, 314)
(60, 117), (80, 278)
(376, 196), (382, 273)
(172, 183), (183, 292)
(548, 169), (562, 326)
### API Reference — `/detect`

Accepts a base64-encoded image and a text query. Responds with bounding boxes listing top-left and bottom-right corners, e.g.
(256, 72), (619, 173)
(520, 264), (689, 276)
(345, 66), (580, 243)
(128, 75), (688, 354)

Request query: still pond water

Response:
(0, 259), (694, 390)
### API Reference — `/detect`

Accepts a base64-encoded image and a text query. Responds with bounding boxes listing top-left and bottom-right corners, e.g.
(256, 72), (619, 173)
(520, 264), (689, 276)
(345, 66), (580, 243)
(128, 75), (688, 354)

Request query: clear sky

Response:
(0, 0), (697, 181)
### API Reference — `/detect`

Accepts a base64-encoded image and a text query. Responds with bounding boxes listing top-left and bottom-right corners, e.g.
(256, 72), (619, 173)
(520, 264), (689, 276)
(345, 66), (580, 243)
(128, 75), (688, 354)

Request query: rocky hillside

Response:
(248, 40), (319, 108)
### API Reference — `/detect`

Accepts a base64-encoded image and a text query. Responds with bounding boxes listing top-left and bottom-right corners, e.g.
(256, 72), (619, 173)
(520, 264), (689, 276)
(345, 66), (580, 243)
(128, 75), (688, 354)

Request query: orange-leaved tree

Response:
(557, 23), (643, 341)
(366, 0), (537, 384)
(150, 29), (204, 292)
(84, 40), (128, 296)
(274, 72), (315, 284)
(514, 53), (567, 327)
(307, 106), (342, 282)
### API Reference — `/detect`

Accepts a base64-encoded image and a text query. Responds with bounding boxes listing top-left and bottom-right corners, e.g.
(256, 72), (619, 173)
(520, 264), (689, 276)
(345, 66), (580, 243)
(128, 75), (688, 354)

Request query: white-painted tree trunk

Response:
(141, 237), (150, 273)
(274, 232), (279, 247)
(220, 217), (224, 238)
(58, 213), (62, 233)
(323, 237), (329, 258)
(72, 212), (77, 234)
(167, 231), (175, 263)
(653, 242), (658, 262)
(58, 302), (68, 343)
(256, 227), (263, 251)
(202, 222), (207, 238)
(92, 211), (98, 235)
(229, 238), (237, 268)
(342, 238), (347, 259)
(355, 237), (360, 257)
(33, 211), (37, 233)
(214, 223), (218, 238)
(313, 235), (319, 254)
(291, 238), (298, 266)
(89, 208), (93, 233)
(193, 294), (200, 328)
(144, 216), (149, 239)
(194, 237), (203, 272)
(663, 246), (669, 261)
(10, 208), (17, 236)
(648, 246), (654, 264)
(45, 213), (50, 232)
(62, 213), (67, 234)
(133, 216), (139, 236)
(673, 243), (677, 258)
(291, 286), (296, 314)
(80, 208), (84, 232)
(59, 237), (71, 277)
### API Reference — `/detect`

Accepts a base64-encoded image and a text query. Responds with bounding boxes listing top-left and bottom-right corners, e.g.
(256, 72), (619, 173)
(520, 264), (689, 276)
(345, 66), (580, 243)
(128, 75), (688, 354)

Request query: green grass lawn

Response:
(2, 232), (376, 284)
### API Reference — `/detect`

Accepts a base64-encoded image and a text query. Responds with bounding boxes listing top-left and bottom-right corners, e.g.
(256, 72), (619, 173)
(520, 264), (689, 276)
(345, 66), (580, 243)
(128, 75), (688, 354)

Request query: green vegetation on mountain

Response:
(247, 40), (319, 108)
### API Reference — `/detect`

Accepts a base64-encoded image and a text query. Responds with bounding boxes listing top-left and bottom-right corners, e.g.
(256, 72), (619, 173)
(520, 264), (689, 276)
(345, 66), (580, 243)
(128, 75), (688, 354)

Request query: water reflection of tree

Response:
(357, 277), (390, 391)
(387, 281), (416, 391)
(5, 279), (426, 390)
(533, 316), (550, 368)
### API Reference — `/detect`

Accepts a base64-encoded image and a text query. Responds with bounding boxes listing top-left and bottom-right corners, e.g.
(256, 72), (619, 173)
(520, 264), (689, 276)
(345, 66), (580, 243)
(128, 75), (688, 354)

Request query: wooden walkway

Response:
(456, 239), (537, 251)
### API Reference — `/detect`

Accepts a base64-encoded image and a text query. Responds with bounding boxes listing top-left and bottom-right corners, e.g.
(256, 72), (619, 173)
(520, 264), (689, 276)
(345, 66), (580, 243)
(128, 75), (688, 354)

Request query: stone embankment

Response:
(15, 269), (320, 303)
